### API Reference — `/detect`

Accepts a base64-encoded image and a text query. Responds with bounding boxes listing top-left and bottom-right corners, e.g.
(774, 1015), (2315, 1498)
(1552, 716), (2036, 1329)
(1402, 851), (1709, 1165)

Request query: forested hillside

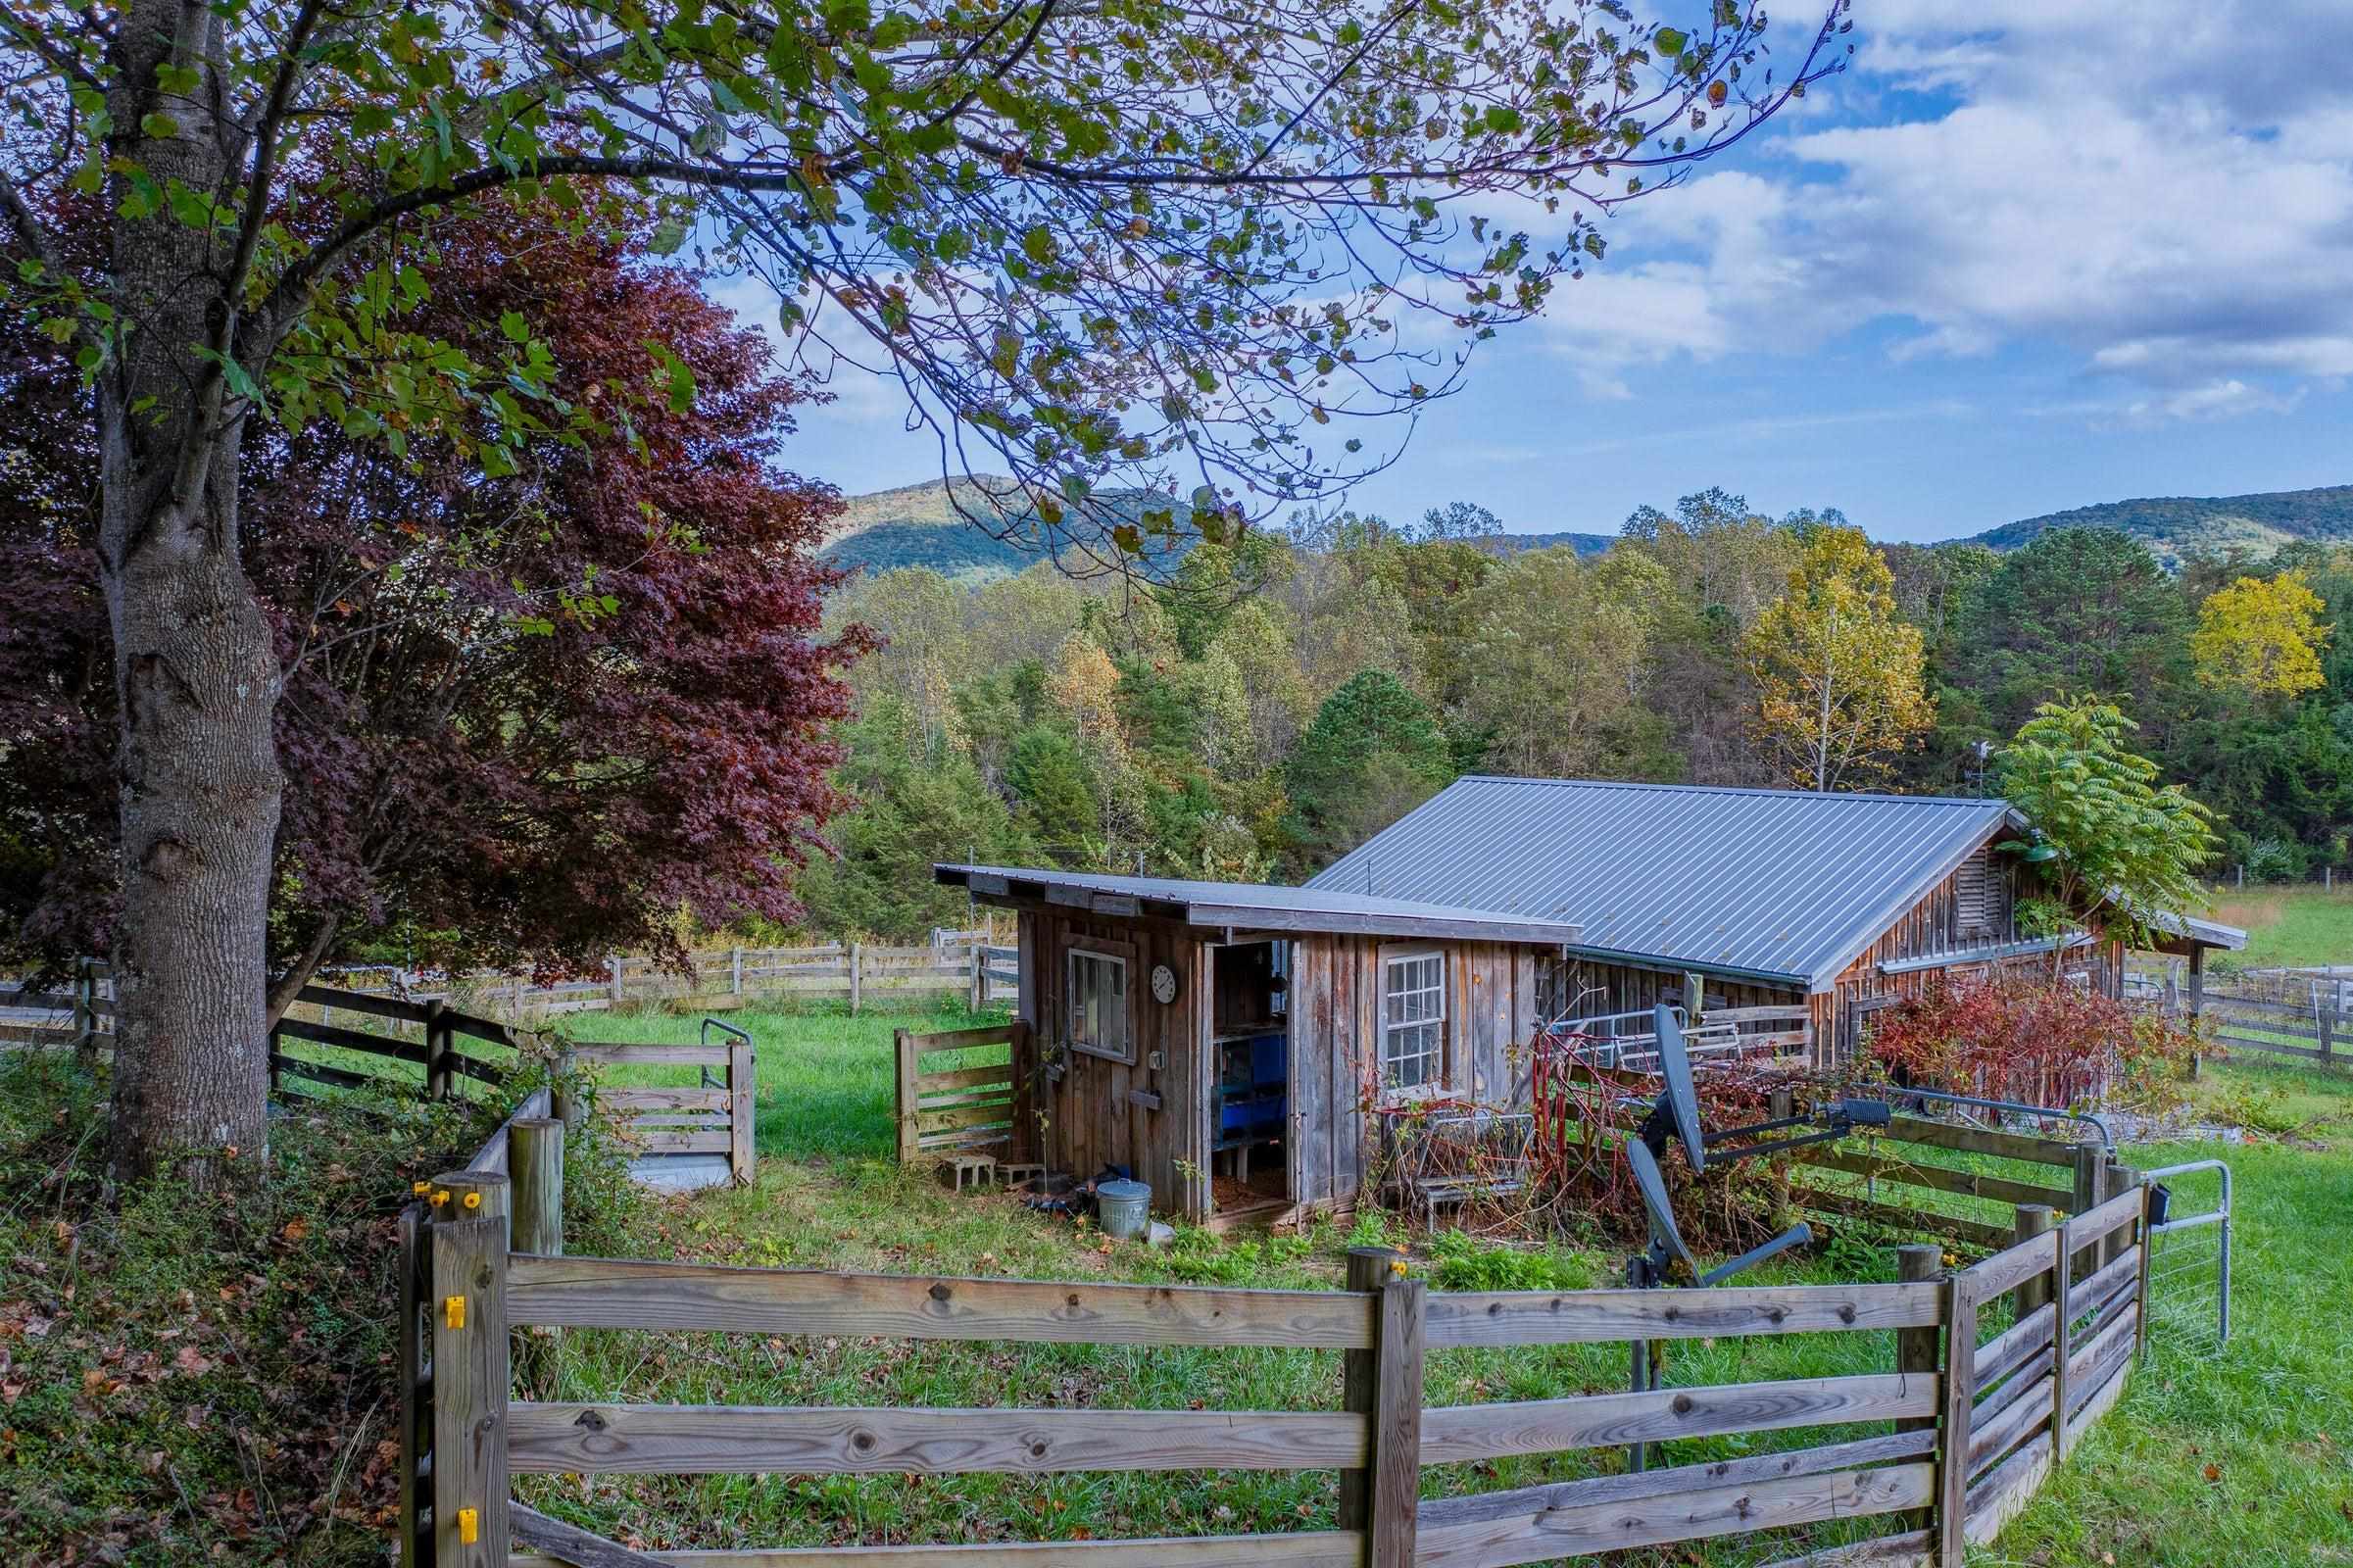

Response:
(823, 477), (2353, 584)
(1961, 484), (2353, 564)
(802, 492), (2353, 939)
(821, 474), (1185, 581)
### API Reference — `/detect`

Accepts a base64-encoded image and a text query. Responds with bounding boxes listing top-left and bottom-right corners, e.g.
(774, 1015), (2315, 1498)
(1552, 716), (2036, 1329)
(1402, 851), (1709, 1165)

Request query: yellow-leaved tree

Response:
(1744, 526), (1935, 791)
(2190, 570), (2333, 698)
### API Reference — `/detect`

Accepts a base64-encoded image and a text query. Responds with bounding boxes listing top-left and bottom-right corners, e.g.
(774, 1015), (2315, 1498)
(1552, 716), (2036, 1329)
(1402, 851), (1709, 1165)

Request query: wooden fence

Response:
(567, 1035), (758, 1186)
(2126, 964), (2348, 1069)
(273, 983), (757, 1181)
(894, 1019), (1030, 1163)
(0, 957), (111, 1050)
(339, 941), (1018, 1023)
(395, 1122), (2153, 1568)
(5, 939), (1020, 1056)
(1787, 1111), (2101, 1250)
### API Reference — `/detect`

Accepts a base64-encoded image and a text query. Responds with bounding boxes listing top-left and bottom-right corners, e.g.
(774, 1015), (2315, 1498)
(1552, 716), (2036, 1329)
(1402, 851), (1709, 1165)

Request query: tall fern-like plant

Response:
(1997, 694), (2221, 949)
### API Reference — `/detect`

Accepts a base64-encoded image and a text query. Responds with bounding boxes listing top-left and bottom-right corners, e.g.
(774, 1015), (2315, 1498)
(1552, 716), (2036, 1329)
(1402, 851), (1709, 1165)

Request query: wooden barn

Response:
(1309, 777), (2246, 1062)
(935, 779), (2243, 1227)
(930, 866), (1583, 1227)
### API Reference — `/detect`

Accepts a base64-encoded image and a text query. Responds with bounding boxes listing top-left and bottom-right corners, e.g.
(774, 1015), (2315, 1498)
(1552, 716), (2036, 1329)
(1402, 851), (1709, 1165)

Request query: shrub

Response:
(1867, 974), (2194, 1114)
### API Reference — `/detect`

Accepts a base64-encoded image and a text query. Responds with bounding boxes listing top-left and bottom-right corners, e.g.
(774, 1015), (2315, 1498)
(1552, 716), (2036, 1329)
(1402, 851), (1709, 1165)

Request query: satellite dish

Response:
(1650, 1003), (1706, 1173)
(1626, 1137), (1702, 1281)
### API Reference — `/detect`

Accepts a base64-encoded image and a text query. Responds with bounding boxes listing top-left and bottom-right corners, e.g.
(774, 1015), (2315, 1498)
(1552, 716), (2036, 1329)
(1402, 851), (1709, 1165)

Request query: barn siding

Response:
(1016, 906), (1206, 1215)
(1813, 855), (2125, 1062)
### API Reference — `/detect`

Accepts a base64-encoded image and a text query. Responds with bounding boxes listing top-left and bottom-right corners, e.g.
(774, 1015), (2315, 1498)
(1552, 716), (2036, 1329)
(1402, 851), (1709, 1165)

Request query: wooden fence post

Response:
(1936, 1273), (1980, 1565)
(71, 956), (95, 1061)
(2069, 1145), (2102, 1282)
(1895, 1244), (1942, 1532)
(2096, 1160), (2134, 1271)
(607, 956), (623, 1009)
(894, 1028), (918, 1164)
(511, 1120), (564, 1258)
(2012, 1205), (2057, 1318)
(424, 999), (454, 1102)
(1340, 1246), (1422, 1568)
(2049, 1223), (2074, 1463)
(396, 1203), (430, 1568)
(728, 1037), (757, 1186)
(968, 941), (984, 1014)
(851, 941), (863, 1015)
(2132, 1174), (2155, 1369)
(551, 1046), (582, 1133)
(430, 1208), (510, 1568)
(732, 947), (744, 999)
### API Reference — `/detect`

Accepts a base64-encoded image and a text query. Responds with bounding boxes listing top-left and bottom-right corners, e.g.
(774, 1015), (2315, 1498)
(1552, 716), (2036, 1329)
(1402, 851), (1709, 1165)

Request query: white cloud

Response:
(1535, 0), (2353, 421)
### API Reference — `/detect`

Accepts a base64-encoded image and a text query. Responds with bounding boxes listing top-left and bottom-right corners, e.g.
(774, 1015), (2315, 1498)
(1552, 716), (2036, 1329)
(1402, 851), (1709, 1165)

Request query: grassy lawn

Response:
(2207, 884), (2353, 970)
(518, 1002), (2353, 1567)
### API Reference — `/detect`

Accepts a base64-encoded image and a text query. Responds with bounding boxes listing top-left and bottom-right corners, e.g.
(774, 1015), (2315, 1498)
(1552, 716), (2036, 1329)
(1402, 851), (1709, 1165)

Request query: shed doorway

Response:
(1207, 939), (1290, 1221)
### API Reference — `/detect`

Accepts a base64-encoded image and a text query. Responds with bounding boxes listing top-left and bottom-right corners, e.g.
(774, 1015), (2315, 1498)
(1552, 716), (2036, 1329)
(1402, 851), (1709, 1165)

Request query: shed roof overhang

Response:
(2139, 910), (2250, 957)
(934, 864), (1586, 947)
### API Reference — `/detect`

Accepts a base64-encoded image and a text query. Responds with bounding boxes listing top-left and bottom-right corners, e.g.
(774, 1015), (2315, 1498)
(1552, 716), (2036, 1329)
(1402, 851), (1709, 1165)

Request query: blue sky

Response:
(766, 1), (2353, 546)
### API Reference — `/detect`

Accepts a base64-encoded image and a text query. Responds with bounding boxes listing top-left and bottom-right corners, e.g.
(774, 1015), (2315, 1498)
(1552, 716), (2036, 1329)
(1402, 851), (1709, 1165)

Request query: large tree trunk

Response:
(97, 407), (283, 1185)
(100, 0), (283, 1185)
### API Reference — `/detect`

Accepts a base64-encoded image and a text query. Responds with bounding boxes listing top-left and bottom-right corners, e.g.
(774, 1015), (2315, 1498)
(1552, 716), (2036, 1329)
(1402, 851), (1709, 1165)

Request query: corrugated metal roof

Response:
(935, 864), (1587, 945)
(1305, 778), (2021, 989)
(2145, 909), (2249, 951)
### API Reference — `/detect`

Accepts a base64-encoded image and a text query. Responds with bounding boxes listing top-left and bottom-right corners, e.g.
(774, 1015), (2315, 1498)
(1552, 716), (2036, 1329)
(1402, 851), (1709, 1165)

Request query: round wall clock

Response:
(1150, 963), (1180, 1004)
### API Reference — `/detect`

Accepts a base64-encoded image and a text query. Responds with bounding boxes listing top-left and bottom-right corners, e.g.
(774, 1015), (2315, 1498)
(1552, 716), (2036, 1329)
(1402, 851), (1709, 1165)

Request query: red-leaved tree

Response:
(0, 206), (867, 1021)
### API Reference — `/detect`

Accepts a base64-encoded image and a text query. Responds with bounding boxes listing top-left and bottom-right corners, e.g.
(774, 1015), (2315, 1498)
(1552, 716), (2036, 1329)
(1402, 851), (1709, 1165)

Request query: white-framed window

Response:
(1066, 948), (1131, 1062)
(1382, 950), (1446, 1090)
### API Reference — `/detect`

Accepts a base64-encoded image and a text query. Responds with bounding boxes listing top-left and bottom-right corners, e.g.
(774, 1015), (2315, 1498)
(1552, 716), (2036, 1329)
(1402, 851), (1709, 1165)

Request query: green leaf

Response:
(1022, 225), (1055, 266)
(499, 311), (531, 344)
(1654, 26), (1688, 56)
(139, 113), (180, 139)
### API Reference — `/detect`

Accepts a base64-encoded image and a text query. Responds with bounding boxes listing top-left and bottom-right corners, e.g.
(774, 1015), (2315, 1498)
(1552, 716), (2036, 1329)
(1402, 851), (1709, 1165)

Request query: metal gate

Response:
(2142, 1157), (2232, 1352)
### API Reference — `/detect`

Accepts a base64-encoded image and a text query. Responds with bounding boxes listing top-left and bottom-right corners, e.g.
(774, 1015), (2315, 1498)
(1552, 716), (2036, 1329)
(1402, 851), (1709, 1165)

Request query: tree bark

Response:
(100, 0), (284, 1185)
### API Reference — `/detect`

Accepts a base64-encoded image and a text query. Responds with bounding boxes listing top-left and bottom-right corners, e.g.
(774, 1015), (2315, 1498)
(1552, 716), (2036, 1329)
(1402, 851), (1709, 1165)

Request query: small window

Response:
(1067, 949), (1130, 1062)
(1382, 951), (1446, 1090)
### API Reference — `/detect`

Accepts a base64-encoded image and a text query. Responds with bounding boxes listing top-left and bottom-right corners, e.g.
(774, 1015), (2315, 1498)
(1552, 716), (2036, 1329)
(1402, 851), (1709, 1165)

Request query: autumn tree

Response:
(2, 0), (1848, 1176)
(2190, 569), (2333, 699)
(0, 207), (864, 1021)
(1997, 695), (2219, 947)
(1743, 524), (1933, 791)
(1457, 547), (1668, 778)
(1618, 488), (1801, 784)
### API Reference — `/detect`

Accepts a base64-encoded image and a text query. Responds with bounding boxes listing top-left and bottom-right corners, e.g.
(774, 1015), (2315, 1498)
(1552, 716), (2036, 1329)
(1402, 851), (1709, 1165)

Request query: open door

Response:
(1205, 940), (1291, 1221)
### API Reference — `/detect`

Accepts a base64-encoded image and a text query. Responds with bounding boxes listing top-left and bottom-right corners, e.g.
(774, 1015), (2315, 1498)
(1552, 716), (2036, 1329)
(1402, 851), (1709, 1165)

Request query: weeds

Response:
(0, 1049), (512, 1567)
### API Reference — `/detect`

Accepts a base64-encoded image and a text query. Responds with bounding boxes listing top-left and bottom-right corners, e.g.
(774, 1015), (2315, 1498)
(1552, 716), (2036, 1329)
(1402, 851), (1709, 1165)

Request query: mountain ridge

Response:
(820, 477), (2353, 581)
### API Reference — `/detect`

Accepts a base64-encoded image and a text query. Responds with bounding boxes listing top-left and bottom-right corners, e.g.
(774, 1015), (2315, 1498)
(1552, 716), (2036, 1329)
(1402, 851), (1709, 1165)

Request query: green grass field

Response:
(510, 1002), (2353, 1567)
(2208, 884), (2353, 970)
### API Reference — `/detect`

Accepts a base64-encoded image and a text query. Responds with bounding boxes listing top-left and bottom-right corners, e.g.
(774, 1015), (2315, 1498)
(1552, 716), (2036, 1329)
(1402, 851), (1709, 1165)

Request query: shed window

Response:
(1382, 951), (1446, 1090)
(1066, 949), (1130, 1062)
(1956, 850), (1995, 937)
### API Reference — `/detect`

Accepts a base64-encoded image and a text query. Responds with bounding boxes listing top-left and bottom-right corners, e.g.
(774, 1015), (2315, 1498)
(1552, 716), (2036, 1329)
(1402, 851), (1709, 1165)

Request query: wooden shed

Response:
(932, 865), (1583, 1228)
(1309, 777), (2246, 1063)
